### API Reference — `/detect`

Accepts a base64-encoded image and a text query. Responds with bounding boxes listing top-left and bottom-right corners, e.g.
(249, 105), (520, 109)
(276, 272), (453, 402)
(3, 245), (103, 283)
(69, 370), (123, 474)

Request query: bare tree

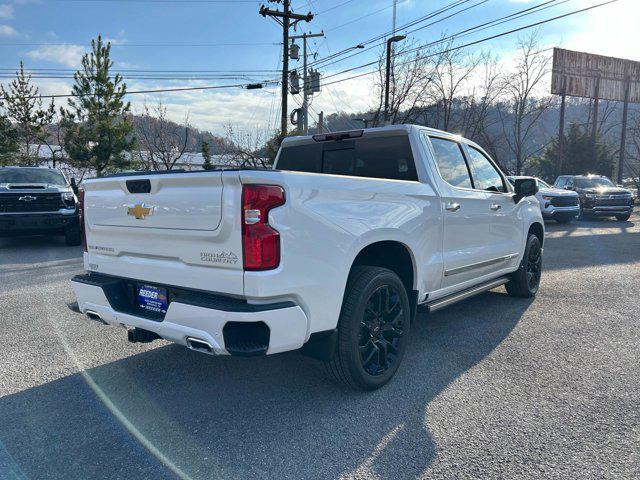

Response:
(428, 38), (481, 132)
(371, 40), (435, 126)
(135, 100), (190, 171)
(454, 52), (507, 164)
(498, 33), (552, 174)
(213, 124), (270, 168)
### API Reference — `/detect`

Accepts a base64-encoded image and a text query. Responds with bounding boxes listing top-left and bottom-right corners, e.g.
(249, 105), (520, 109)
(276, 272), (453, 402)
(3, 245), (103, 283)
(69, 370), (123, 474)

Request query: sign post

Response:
(551, 48), (640, 181)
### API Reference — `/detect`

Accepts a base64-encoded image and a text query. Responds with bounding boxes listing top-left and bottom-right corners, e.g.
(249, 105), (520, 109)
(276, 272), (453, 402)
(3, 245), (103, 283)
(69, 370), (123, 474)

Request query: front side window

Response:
(429, 137), (472, 189)
(465, 147), (505, 193)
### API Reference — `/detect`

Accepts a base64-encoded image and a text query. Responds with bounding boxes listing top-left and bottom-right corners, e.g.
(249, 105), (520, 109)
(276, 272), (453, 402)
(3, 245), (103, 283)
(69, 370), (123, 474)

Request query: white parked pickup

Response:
(71, 125), (544, 390)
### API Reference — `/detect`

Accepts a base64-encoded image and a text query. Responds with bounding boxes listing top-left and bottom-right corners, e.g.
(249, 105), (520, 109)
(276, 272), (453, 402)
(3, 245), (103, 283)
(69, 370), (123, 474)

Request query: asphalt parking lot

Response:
(1, 216), (639, 480)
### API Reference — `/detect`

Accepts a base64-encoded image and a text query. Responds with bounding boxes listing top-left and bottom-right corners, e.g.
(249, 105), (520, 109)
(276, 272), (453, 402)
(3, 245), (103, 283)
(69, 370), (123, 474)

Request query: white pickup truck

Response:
(71, 125), (543, 390)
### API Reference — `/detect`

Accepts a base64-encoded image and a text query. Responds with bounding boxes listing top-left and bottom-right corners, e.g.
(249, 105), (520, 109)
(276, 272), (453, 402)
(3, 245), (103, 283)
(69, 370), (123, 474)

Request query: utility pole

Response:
(290, 31), (323, 135)
(618, 77), (631, 185)
(384, 35), (405, 124)
(259, 1), (313, 137)
(557, 76), (566, 177)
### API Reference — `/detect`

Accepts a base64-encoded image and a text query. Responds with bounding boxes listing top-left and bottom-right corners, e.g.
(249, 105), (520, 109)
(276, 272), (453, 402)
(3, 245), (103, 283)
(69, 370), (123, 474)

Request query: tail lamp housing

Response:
(242, 184), (285, 271)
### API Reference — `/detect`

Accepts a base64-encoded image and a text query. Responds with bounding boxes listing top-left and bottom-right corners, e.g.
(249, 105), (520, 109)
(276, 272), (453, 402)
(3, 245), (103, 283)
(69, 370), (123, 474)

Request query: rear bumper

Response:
(0, 211), (79, 235)
(71, 273), (308, 356)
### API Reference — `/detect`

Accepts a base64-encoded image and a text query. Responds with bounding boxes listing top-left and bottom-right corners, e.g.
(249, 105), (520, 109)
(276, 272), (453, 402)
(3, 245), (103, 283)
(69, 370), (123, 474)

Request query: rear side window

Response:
(276, 143), (322, 173)
(428, 137), (472, 189)
(465, 147), (505, 193)
(276, 135), (418, 181)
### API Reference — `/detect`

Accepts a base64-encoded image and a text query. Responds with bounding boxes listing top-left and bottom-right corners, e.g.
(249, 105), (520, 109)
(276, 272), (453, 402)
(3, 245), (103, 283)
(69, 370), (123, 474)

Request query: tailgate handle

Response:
(126, 179), (151, 194)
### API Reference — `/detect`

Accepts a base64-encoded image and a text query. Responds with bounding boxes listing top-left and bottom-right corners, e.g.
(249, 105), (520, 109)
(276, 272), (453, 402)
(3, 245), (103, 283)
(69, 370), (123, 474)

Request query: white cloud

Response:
(562, 0), (640, 61)
(26, 44), (86, 68)
(0, 24), (17, 36)
(0, 4), (14, 19)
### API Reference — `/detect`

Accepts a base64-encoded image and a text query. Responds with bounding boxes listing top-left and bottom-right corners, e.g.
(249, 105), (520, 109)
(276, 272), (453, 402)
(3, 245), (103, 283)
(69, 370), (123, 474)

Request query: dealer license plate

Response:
(138, 285), (168, 314)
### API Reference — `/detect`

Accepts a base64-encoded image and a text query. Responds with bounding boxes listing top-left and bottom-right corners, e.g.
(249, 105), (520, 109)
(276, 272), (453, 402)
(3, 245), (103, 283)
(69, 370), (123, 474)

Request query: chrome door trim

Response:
(444, 253), (519, 277)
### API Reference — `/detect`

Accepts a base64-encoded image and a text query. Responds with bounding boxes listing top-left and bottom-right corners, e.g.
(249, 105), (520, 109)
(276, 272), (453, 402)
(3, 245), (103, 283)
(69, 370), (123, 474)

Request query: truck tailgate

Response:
(83, 171), (245, 296)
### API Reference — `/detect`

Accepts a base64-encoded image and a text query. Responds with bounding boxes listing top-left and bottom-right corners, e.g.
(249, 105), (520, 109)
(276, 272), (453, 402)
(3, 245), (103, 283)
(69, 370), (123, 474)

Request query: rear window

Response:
(276, 135), (418, 181)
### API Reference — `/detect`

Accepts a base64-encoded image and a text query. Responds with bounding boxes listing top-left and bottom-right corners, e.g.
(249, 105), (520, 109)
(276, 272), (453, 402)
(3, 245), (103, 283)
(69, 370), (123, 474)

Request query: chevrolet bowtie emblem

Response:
(127, 203), (154, 220)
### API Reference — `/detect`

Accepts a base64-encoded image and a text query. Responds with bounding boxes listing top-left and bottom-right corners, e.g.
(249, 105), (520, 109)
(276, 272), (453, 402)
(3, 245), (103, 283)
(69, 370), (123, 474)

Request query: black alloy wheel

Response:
(525, 239), (542, 291)
(506, 233), (542, 298)
(358, 284), (405, 377)
(326, 266), (411, 390)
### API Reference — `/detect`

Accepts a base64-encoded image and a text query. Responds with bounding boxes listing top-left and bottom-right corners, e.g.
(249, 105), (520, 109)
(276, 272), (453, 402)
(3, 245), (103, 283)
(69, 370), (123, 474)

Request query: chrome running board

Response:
(425, 277), (510, 313)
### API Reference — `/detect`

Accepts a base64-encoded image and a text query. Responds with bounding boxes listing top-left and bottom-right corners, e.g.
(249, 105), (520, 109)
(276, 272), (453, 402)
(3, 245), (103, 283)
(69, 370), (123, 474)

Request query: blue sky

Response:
(0, 0), (635, 133)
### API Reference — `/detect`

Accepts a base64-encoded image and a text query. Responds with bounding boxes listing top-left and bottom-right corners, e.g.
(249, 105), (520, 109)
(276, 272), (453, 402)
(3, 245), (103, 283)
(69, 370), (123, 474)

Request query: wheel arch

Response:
(528, 221), (544, 247)
(349, 240), (418, 323)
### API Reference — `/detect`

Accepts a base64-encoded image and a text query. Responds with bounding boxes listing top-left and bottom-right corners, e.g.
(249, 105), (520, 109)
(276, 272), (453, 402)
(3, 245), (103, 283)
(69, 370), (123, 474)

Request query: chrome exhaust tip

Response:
(186, 337), (214, 355)
(85, 310), (107, 325)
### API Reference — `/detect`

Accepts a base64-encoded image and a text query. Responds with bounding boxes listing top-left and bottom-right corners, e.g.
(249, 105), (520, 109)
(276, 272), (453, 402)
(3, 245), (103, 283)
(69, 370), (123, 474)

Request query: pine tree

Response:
(0, 104), (19, 165)
(61, 35), (134, 176)
(534, 123), (617, 182)
(201, 141), (213, 170)
(1, 62), (55, 165)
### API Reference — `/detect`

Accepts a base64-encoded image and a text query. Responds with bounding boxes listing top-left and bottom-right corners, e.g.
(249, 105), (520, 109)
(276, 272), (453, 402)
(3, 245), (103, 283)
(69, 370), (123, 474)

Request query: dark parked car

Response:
(554, 174), (634, 221)
(0, 166), (81, 245)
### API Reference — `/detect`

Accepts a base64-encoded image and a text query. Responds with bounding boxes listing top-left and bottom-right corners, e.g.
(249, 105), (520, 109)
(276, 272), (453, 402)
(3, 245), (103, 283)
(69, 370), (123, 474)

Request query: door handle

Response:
(490, 203), (501, 211)
(445, 202), (461, 212)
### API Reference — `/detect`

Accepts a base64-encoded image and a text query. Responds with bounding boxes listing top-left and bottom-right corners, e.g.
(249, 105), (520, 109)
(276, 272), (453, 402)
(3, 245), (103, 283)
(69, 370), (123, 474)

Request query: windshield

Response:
(0, 169), (67, 186)
(574, 176), (615, 188)
(538, 179), (551, 189)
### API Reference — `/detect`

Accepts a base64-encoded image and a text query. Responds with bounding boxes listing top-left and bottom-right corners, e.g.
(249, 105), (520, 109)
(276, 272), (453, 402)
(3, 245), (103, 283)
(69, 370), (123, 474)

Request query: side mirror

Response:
(513, 177), (538, 203)
(564, 185), (572, 190)
(70, 177), (79, 194)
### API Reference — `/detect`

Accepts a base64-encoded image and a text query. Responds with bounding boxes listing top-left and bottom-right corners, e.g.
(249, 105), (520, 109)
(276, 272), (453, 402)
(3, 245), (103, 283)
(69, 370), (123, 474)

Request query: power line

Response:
(315, 0), (357, 15)
(299, 0), (479, 72)
(0, 42), (279, 47)
(0, 67), (281, 73)
(310, 0), (562, 74)
(9, 80), (280, 100)
(321, 0), (619, 89)
(51, 0), (257, 3)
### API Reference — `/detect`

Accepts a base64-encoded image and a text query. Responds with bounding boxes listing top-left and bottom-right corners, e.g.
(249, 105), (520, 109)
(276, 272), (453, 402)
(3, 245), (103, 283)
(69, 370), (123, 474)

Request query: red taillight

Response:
(242, 184), (285, 271)
(78, 188), (87, 252)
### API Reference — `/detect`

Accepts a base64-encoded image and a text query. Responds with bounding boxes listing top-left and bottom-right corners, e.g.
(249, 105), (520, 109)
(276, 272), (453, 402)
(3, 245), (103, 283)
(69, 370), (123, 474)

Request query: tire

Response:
(555, 216), (573, 224)
(65, 227), (82, 246)
(615, 213), (631, 221)
(326, 266), (411, 391)
(506, 234), (542, 298)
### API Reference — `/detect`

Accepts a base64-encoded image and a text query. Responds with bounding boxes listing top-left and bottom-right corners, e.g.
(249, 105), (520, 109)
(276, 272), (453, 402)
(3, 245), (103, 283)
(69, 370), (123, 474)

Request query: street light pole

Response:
(384, 35), (406, 124)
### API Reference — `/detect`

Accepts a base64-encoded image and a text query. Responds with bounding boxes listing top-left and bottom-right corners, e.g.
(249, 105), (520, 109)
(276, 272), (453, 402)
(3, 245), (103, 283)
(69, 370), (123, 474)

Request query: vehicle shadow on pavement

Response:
(0, 291), (532, 480)
(545, 217), (636, 237)
(543, 228), (640, 271)
(0, 236), (81, 265)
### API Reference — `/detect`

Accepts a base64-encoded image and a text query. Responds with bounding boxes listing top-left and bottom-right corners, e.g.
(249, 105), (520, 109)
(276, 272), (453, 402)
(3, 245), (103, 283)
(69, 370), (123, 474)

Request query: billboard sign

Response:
(551, 48), (640, 103)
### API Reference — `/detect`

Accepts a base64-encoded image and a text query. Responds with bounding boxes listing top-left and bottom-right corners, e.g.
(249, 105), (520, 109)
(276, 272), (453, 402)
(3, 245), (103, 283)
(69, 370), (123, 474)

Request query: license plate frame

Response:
(138, 284), (169, 315)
